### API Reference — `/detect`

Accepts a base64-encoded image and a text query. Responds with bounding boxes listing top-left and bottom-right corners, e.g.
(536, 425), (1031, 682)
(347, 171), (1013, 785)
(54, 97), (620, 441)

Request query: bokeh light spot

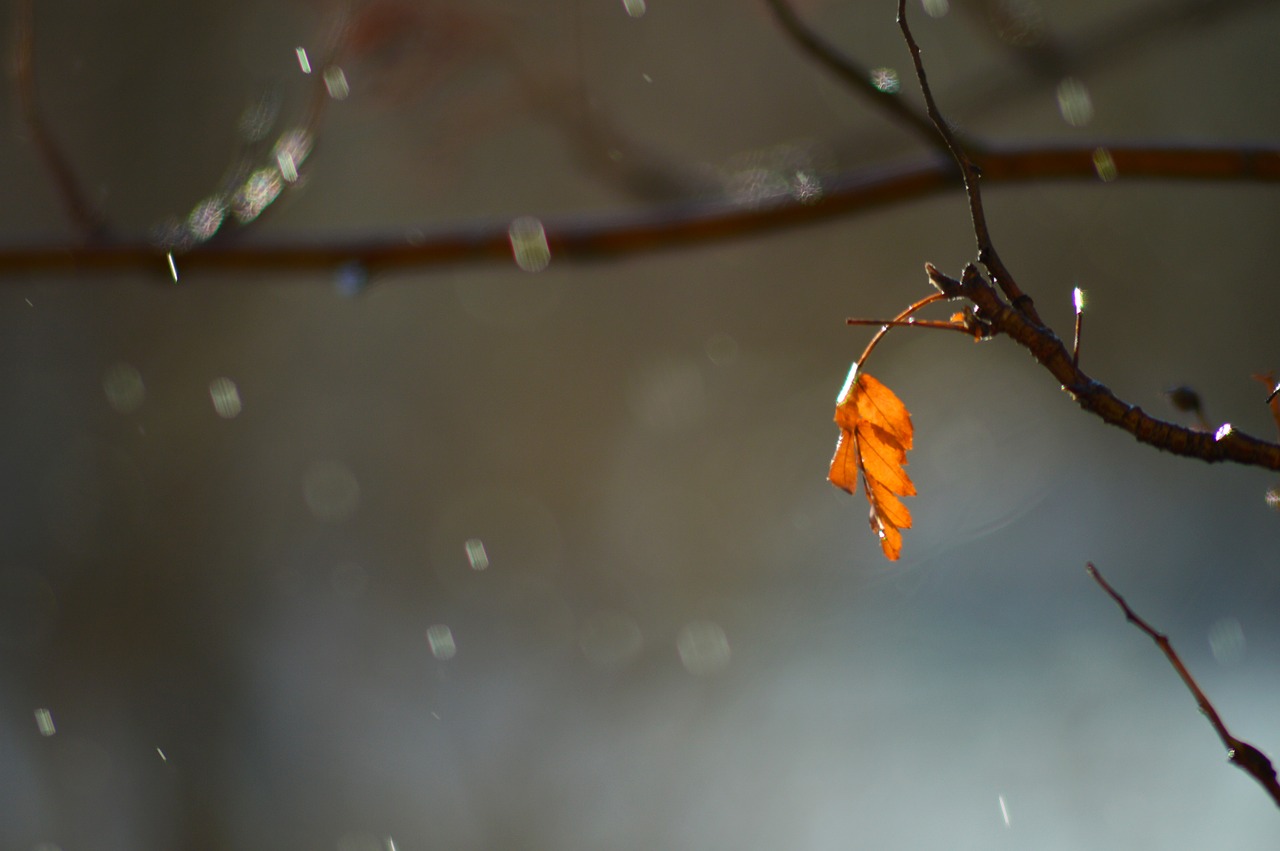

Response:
(324, 66), (350, 100)
(1056, 77), (1094, 127)
(922, 0), (950, 17)
(426, 624), (456, 660)
(302, 460), (361, 522)
(1208, 617), (1246, 664)
(208, 377), (242, 418)
(232, 168), (282, 224)
(509, 216), (551, 272)
(186, 196), (227, 242)
(676, 620), (730, 675)
(464, 538), (489, 571)
(103, 362), (145, 414)
(295, 47), (311, 74)
(34, 707), (56, 736)
(870, 67), (900, 94)
(623, 0), (646, 18)
(1092, 147), (1118, 182)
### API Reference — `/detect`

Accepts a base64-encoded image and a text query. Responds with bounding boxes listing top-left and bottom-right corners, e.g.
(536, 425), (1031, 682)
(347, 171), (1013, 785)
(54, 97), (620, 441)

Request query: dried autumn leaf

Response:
(828, 364), (916, 560)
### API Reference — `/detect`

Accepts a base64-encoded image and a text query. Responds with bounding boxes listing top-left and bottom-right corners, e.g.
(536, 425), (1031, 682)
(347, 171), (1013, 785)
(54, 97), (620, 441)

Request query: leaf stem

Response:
(855, 291), (949, 370)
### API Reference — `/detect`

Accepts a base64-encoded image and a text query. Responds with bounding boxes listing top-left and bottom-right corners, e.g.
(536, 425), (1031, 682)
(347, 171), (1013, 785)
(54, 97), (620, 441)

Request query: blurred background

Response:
(1, 0), (1279, 847)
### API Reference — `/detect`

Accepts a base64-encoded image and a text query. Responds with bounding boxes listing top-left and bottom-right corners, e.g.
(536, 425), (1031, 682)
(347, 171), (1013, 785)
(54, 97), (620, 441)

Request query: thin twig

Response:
(1, 142), (1277, 279)
(1071, 287), (1083, 368)
(13, 0), (108, 241)
(855, 291), (949, 369)
(1086, 563), (1280, 808)
(896, 0), (1042, 326)
(846, 317), (969, 333)
(763, 0), (950, 156)
(925, 263), (1280, 470)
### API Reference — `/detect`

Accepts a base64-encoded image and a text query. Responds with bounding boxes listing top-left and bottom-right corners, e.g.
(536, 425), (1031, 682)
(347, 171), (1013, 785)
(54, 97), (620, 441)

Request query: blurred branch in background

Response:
(13, 0), (108, 242)
(2, 143), (1278, 280)
(5, 0), (1279, 281)
(1088, 564), (1280, 809)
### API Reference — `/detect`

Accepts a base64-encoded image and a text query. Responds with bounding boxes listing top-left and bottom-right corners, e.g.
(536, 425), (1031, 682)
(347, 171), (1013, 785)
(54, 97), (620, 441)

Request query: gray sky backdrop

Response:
(1, 0), (1278, 848)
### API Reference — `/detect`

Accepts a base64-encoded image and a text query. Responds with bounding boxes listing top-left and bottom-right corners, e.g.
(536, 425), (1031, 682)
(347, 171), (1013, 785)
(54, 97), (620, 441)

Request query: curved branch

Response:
(762, 0), (949, 155)
(13, 0), (108, 241)
(926, 263), (1280, 471)
(1, 143), (1277, 280)
(897, 0), (1041, 325)
(1088, 564), (1280, 807)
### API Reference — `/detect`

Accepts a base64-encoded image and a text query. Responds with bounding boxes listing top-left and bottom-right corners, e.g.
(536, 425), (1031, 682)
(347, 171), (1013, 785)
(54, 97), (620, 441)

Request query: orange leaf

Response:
(828, 366), (916, 560)
(1252, 372), (1280, 438)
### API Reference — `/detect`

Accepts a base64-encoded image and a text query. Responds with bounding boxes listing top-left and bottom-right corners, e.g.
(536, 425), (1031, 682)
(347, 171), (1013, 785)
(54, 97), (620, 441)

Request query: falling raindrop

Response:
(208, 377), (242, 419)
(509, 217), (551, 272)
(676, 620), (730, 675)
(464, 538), (489, 571)
(103, 363), (145, 414)
(324, 66), (350, 100)
(1056, 78), (1094, 127)
(34, 707), (56, 736)
(426, 624), (457, 660)
(1092, 147), (1118, 182)
(1208, 617), (1246, 664)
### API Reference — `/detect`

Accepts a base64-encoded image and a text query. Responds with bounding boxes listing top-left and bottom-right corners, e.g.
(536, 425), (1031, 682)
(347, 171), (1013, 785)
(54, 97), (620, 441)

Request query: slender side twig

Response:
(1, 143), (1277, 278)
(897, 0), (1042, 326)
(1086, 563), (1280, 808)
(853, 291), (950, 368)
(926, 263), (1280, 470)
(13, 0), (107, 241)
(1071, 286), (1083, 367)
(763, 0), (951, 156)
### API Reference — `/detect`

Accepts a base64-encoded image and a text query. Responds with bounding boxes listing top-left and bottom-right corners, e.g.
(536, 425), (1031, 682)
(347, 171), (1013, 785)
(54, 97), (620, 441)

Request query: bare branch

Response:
(925, 263), (1280, 470)
(1087, 563), (1280, 807)
(13, 0), (108, 241)
(762, 0), (950, 156)
(897, 0), (1041, 325)
(0, 143), (1276, 279)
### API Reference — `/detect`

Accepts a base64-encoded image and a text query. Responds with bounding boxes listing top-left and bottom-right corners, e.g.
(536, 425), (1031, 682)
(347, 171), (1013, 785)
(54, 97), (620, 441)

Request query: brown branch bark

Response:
(925, 262), (1280, 470)
(13, 0), (108, 242)
(897, 0), (1041, 325)
(1087, 564), (1280, 808)
(1, 143), (1276, 280)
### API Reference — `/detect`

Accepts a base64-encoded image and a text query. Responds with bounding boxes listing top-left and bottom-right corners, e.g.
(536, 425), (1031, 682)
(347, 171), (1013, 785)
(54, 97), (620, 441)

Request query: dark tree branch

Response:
(897, 0), (1042, 325)
(1087, 563), (1280, 808)
(1, 143), (1277, 280)
(762, 0), (950, 156)
(13, 0), (108, 242)
(926, 262), (1280, 470)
